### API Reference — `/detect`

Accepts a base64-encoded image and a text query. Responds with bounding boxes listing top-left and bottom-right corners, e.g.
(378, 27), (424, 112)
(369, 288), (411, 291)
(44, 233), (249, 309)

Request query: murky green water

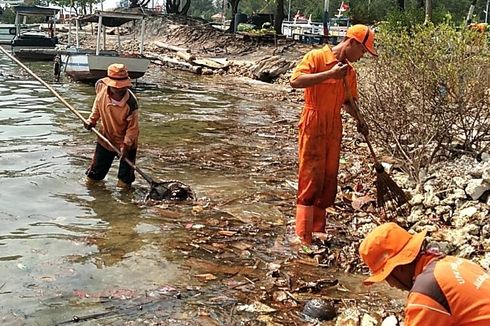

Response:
(0, 57), (303, 324)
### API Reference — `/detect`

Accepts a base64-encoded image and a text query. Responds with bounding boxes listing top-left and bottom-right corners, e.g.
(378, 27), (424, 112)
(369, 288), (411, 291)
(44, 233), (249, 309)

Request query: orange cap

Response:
(101, 63), (132, 89)
(359, 223), (426, 285)
(346, 24), (377, 57)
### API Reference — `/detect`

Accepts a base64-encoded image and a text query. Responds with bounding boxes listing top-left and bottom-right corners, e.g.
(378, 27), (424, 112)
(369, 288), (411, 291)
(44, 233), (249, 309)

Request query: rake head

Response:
(374, 163), (410, 216)
(145, 180), (195, 202)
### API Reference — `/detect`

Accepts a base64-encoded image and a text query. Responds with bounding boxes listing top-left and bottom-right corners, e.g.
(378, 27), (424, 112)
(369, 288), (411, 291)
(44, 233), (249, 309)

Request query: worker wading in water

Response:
(84, 63), (139, 188)
(290, 25), (377, 244)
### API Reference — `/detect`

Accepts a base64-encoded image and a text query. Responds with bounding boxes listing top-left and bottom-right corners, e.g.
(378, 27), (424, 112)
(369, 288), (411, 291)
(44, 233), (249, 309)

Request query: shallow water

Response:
(0, 57), (306, 324)
(0, 57), (405, 325)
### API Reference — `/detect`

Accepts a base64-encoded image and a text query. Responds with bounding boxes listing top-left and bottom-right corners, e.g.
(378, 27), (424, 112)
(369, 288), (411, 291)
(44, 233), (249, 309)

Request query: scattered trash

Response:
(236, 301), (276, 313)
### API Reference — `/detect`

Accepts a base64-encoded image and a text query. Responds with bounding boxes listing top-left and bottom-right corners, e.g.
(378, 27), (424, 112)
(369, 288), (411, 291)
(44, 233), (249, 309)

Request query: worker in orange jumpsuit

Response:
(359, 222), (490, 325)
(290, 25), (377, 244)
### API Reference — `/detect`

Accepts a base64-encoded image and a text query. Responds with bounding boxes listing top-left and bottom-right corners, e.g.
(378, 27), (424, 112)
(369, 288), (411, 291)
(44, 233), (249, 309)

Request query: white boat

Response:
(0, 23), (41, 45)
(0, 24), (18, 44)
(61, 10), (150, 82)
(10, 5), (60, 60)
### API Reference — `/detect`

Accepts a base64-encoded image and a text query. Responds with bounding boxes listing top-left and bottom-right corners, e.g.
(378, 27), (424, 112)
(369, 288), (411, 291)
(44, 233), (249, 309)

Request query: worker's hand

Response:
(84, 121), (95, 130)
(329, 62), (349, 80)
(357, 119), (369, 138)
(119, 145), (127, 159)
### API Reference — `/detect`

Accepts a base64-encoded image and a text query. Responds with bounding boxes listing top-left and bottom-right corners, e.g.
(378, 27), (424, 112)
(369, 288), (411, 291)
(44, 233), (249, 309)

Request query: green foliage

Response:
(1, 7), (16, 24)
(239, 0), (275, 15)
(383, 6), (425, 31)
(359, 23), (490, 186)
(349, 0), (398, 24)
(188, 0), (216, 19)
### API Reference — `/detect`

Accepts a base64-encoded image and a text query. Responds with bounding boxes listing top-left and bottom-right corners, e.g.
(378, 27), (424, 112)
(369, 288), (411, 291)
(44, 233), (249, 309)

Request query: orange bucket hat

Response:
(346, 24), (378, 57)
(359, 223), (426, 285)
(101, 63), (132, 88)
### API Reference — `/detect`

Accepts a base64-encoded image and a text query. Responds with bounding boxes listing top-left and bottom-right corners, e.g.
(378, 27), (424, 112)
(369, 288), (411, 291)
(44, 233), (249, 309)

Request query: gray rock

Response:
(424, 224), (438, 233)
(481, 152), (490, 163)
(407, 207), (424, 224)
(381, 316), (398, 326)
(479, 252), (490, 270)
(458, 244), (476, 258)
(336, 307), (360, 326)
(483, 166), (490, 183)
(459, 206), (478, 218)
(411, 194), (424, 206)
(361, 313), (378, 326)
(303, 299), (337, 321)
(482, 225), (490, 238)
(466, 224), (481, 236)
(435, 205), (452, 215)
(465, 179), (490, 200)
(423, 194), (441, 207)
(452, 176), (467, 189)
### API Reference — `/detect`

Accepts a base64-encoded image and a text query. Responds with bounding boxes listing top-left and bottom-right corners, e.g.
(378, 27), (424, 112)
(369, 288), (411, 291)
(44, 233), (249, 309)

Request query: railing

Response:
(281, 20), (324, 37)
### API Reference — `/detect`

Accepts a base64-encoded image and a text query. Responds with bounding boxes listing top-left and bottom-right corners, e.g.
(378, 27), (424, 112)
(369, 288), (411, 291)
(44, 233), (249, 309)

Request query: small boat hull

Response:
(11, 34), (58, 61)
(61, 50), (150, 82)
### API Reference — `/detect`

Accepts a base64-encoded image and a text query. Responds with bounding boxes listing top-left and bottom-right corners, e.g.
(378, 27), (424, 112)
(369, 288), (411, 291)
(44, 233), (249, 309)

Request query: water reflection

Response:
(0, 56), (303, 323)
(76, 182), (145, 268)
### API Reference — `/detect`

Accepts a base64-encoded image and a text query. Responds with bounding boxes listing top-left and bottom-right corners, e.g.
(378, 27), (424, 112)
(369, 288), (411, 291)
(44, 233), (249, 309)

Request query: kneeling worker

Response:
(84, 63), (139, 188)
(359, 222), (490, 325)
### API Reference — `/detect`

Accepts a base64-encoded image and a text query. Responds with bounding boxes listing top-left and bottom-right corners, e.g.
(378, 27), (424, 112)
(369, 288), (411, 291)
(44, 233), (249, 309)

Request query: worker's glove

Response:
(84, 121), (95, 130)
(357, 119), (369, 138)
(119, 145), (128, 159)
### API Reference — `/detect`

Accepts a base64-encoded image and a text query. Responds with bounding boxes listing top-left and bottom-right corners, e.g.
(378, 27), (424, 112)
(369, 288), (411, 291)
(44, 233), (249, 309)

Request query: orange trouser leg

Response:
(312, 206), (326, 232)
(297, 125), (342, 208)
(295, 205), (314, 244)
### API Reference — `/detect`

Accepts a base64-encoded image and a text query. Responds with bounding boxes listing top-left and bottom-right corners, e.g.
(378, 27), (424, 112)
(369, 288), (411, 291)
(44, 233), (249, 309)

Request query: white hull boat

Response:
(61, 48), (150, 81)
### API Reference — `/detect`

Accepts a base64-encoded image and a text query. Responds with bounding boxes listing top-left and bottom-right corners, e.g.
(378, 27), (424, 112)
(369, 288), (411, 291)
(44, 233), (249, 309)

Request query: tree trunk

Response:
(166, 0), (191, 14)
(397, 0), (404, 10)
(423, 0), (432, 25)
(227, 0), (240, 33)
(274, 0), (285, 35)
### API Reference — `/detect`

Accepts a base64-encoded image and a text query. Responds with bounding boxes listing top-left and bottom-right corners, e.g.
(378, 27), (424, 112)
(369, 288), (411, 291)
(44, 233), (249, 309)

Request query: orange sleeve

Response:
(405, 292), (453, 326)
(290, 50), (318, 81)
(347, 69), (358, 101)
(88, 94), (101, 126)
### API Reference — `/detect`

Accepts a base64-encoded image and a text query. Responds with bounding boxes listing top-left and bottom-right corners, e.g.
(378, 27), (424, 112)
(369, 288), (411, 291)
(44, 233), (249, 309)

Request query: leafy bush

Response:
(358, 23), (490, 189)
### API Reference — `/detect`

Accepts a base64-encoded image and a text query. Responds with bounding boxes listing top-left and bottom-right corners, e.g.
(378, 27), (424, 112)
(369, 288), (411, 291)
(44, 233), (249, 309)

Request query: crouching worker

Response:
(84, 63), (139, 188)
(359, 222), (490, 325)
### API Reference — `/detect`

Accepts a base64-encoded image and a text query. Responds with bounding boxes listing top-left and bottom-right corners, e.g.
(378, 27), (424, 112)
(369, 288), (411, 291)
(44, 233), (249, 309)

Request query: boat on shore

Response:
(61, 10), (150, 82)
(10, 5), (60, 61)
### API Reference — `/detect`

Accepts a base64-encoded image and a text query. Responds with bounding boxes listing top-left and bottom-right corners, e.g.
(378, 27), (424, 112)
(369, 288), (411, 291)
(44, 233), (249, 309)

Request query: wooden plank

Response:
(153, 41), (190, 53)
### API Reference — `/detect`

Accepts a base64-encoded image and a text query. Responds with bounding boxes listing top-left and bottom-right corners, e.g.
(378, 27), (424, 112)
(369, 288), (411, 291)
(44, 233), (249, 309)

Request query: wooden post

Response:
(15, 13), (19, 36)
(67, 19), (72, 46)
(117, 27), (121, 54)
(140, 17), (145, 55)
(96, 15), (102, 55)
(75, 19), (79, 48)
(103, 26), (106, 51)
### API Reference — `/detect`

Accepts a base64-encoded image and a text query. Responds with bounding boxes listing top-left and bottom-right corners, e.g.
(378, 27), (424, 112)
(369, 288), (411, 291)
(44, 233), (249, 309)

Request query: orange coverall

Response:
(405, 254), (490, 325)
(291, 46), (358, 243)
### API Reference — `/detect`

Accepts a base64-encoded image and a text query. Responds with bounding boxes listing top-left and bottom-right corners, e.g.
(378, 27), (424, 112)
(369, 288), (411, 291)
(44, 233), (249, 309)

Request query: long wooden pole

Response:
(342, 77), (378, 164)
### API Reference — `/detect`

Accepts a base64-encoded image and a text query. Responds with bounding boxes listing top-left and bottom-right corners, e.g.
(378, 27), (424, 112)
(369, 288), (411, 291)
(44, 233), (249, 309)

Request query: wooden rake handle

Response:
(342, 77), (380, 166)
